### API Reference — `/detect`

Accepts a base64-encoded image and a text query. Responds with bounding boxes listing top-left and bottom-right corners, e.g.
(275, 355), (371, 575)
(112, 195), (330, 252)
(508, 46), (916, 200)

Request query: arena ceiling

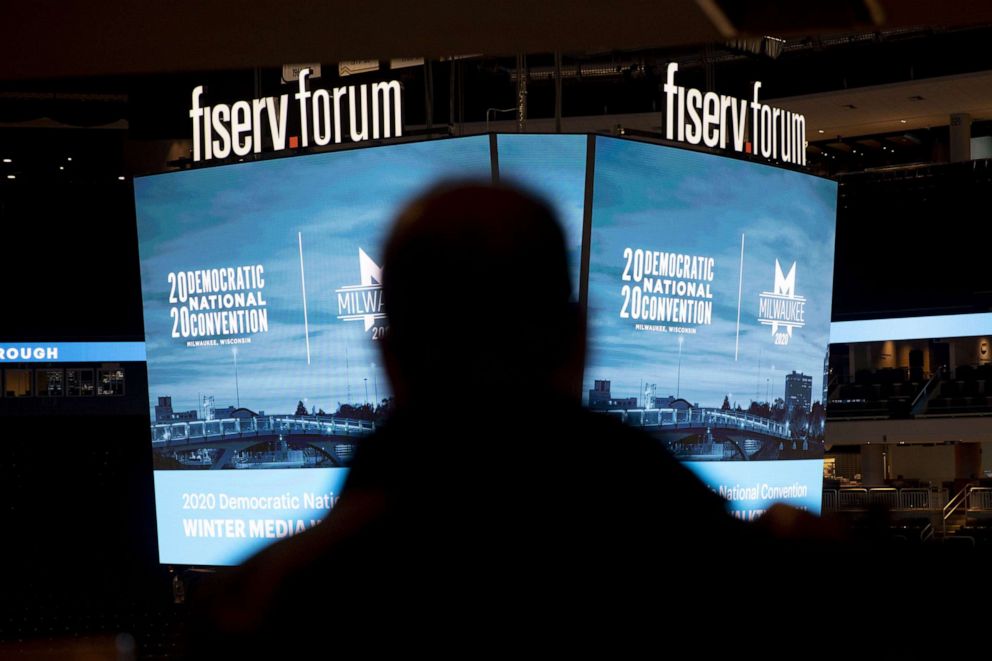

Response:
(3, 1), (992, 80)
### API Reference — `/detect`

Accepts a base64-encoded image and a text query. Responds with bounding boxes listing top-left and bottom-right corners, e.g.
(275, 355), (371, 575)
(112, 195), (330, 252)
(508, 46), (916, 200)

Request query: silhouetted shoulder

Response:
(188, 405), (754, 657)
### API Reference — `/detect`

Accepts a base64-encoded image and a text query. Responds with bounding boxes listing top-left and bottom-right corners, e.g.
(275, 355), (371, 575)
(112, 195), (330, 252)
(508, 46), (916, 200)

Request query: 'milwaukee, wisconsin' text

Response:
(620, 247), (715, 327)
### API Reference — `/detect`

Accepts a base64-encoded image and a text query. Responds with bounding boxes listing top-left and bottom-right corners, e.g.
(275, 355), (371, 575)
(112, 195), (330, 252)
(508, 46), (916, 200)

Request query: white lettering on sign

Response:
(0, 346), (59, 361)
(189, 69), (403, 162)
(662, 63), (806, 166)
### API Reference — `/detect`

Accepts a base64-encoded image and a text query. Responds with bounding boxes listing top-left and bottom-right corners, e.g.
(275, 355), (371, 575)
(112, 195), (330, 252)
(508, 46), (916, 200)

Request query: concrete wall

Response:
(889, 444), (956, 484)
(954, 336), (992, 367)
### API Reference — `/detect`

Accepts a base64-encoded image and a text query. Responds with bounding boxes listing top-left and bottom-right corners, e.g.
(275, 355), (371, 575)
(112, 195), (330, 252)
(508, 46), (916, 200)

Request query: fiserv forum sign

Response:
(189, 68), (403, 162)
(663, 63), (806, 166)
(186, 63), (803, 166)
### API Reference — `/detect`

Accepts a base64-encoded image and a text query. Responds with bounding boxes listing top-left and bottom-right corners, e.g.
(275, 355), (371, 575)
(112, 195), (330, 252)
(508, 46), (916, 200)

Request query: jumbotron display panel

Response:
(135, 136), (494, 565)
(495, 133), (587, 296)
(136, 133), (837, 564)
(583, 136), (837, 518)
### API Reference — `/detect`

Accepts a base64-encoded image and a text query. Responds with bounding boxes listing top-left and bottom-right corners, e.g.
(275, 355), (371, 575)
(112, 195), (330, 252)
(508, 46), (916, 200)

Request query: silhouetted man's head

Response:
(381, 182), (583, 409)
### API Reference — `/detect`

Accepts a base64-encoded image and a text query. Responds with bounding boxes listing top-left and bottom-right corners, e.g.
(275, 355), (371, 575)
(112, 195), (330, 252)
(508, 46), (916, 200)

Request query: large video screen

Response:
(495, 134), (587, 296)
(137, 133), (836, 565)
(584, 136), (837, 518)
(135, 136), (493, 565)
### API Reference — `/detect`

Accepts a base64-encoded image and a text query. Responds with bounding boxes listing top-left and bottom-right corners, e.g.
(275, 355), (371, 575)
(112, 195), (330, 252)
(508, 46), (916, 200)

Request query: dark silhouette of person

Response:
(189, 182), (762, 656)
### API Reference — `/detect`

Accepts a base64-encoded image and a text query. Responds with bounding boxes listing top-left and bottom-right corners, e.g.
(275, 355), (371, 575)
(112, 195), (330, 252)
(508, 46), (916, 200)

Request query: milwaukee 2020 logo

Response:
(757, 260), (806, 346)
(335, 249), (386, 338)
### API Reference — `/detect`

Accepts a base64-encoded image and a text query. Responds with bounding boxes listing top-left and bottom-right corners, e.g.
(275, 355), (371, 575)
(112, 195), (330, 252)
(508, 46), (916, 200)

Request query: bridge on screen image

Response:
(151, 415), (374, 469)
(604, 407), (806, 461)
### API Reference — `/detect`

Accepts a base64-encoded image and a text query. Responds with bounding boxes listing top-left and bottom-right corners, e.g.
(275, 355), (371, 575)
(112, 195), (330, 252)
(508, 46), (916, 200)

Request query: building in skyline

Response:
(823, 350), (830, 404)
(785, 371), (813, 413)
(589, 380), (612, 408)
(653, 395), (678, 408)
(154, 395), (197, 423)
(587, 379), (638, 410)
(153, 396), (173, 423)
